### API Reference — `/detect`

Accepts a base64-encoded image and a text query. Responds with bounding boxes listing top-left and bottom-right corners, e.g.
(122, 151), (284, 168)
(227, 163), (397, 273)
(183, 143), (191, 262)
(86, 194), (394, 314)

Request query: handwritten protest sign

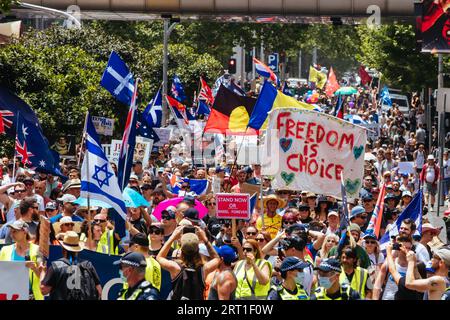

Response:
(262, 108), (367, 198)
(39, 216), (50, 258)
(91, 116), (114, 136)
(109, 137), (152, 165)
(0, 261), (28, 300)
(153, 128), (172, 147)
(398, 162), (415, 175)
(362, 123), (380, 141)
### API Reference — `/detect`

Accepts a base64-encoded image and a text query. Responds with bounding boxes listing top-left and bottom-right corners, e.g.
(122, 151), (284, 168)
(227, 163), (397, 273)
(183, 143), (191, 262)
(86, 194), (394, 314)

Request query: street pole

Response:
(298, 50), (302, 78)
(260, 41), (265, 64)
(252, 47), (256, 80)
(312, 47), (317, 66)
(162, 18), (178, 126)
(437, 54), (444, 216)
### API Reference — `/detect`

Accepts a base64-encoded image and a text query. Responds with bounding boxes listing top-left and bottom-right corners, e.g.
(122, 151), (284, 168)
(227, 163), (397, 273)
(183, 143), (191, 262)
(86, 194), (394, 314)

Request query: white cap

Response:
(59, 216), (74, 224)
(402, 190), (412, 198)
(427, 155), (435, 160)
(57, 194), (77, 204)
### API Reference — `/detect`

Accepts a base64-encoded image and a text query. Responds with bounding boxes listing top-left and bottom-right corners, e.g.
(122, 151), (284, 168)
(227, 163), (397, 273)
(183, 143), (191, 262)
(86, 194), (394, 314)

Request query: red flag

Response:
(359, 66), (372, 86)
(199, 77), (214, 106)
(325, 67), (340, 97)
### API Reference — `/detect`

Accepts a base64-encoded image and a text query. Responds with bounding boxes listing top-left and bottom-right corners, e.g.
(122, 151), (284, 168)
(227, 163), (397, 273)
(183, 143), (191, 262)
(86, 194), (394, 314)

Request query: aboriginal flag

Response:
(203, 85), (257, 135)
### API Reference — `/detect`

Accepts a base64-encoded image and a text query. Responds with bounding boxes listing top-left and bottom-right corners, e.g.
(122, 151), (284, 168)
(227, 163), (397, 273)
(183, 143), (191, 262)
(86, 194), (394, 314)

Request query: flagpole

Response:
(12, 111), (20, 183)
(84, 111), (93, 250)
(121, 78), (141, 191)
(258, 132), (265, 229)
(77, 110), (89, 168)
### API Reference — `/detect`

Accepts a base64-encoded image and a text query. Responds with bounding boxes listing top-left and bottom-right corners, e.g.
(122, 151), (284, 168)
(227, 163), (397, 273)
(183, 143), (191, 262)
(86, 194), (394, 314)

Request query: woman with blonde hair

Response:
(234, 239), (272, 300)
(314, 233), (339, 267)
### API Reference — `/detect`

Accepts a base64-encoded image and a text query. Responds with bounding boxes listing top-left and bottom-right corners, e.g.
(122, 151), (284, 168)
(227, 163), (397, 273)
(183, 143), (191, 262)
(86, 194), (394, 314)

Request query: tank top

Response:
(382, 261), (407, 300)
(6, 200), (18, 222)
(208, 269), (237, 300)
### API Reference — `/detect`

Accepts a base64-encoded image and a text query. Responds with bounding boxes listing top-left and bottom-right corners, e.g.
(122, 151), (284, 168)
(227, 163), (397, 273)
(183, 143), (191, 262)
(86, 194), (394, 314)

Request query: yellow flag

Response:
(309, 66), (327, 89)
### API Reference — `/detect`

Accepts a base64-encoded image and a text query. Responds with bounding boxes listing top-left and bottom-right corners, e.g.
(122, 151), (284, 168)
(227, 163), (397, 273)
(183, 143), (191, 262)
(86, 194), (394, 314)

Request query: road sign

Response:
(437, 88), (450, 113)
(267, 53), (279, 72)
(216, 193), (250, 220)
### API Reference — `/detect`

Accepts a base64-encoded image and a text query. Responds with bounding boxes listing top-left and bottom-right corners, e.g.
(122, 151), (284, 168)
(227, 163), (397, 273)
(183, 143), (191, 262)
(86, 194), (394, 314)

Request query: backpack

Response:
(51, 258), (99, 300)
(169, 265), (205, 300)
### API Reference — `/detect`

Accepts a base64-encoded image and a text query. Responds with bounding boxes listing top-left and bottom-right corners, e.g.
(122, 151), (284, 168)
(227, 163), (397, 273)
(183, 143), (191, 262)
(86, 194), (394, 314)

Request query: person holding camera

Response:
(156, 225), (219, 300)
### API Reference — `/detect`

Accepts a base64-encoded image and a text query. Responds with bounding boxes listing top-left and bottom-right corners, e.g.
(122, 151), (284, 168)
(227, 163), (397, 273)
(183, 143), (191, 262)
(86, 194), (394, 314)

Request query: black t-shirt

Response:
(395, 277), (423, 300)
(131, 218), (148, 235)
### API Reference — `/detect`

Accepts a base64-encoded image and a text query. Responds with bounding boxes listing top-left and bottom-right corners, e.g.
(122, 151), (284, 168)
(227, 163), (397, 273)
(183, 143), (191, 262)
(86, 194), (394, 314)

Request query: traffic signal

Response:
(228, 58), (237, 74)
(245, 51), (253, 73)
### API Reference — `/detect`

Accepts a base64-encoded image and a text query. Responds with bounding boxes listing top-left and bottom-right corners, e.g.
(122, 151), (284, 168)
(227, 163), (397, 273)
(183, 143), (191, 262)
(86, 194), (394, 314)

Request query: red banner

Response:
(216, 193), (250, 220)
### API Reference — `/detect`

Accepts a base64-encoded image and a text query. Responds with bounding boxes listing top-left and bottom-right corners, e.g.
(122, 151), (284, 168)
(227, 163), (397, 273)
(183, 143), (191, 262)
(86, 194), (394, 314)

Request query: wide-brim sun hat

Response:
(263, 194), (286, 209)
(59, 231), (84, 252)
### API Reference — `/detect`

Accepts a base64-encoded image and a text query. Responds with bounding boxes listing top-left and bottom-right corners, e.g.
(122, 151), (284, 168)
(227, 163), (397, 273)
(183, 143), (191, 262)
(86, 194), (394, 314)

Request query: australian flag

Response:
(171, 75), (186, 102)
(81, 113), (127, 238)
(197, 100), (211, 117)
(100, 51), (135, 106)
(136, 111), (160, 143)
(142, 89), (162, 128)
(15, 114), (64, 177)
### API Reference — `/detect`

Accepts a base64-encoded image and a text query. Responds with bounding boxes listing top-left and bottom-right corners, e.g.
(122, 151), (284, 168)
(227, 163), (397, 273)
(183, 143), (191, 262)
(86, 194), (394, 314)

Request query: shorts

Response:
(424, 182), (437, 196)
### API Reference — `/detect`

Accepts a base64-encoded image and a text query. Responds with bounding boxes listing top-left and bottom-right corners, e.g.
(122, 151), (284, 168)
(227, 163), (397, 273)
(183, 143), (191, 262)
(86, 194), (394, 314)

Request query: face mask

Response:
(295, 271), (305, 285)
(119, 270), (127, 282)
(319, 276), (333, 289)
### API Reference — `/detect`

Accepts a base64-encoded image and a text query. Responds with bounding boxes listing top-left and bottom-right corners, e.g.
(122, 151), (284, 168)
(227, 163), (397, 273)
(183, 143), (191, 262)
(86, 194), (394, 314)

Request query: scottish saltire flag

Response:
(365, 183), (386, 238)
(379, 190), (423, 251)
(171, 75), (186, 102)
(253, 57), (280, 87)
(334, 95), (344, 119)
(81, 113), (127, 238)
(143, 89), (162, 128)
(339, 174), (351, 230)
(199, 77), (214, 105)
(100, 51), (135, 106)
(344, 114), (368, 125)
(14, 113), (64, 177)
(197, 100), (211, 116)
(136, 111), (160, 143)
(117, 81), (138, 191)
(282, 82), (293, 96)
(380, 86), (392, 107)
(248, 81), (318, 130)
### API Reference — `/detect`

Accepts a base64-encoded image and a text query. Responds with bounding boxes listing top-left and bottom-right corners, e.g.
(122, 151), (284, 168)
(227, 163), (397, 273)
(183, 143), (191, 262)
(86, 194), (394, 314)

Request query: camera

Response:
(183, 226), (196, 234)
(393, 243), (402, 250)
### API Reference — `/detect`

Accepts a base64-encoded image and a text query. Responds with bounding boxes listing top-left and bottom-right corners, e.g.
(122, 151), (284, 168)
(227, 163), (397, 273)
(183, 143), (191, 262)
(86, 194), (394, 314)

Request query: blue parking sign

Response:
(267, 53), (279, 72)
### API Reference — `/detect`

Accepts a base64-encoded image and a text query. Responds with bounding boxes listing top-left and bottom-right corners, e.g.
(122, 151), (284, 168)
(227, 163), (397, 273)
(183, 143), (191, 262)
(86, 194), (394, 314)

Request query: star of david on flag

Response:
(81, 112), (127, 238)
(100, 51), (135, 106)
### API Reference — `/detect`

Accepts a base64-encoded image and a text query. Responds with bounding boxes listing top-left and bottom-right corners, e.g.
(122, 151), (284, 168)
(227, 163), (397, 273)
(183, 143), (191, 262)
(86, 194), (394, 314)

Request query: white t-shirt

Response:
(414, 242), (430, 264)
(425, 166), (435, 184)
(444, 159), (450, 179)
(415, 151), (425, 168)
(382, 261), (407, 300)
(368, 252), (385, 266)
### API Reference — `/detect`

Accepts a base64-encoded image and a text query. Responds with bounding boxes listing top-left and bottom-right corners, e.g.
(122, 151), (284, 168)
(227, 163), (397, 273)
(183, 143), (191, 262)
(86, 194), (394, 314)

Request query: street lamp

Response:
(162, 15), (180, 126)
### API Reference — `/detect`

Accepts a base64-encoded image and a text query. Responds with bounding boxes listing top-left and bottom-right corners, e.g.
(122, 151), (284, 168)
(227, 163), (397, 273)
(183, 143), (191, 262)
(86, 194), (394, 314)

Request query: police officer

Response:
(115, 252), (159, 300)
(311, 258), (361, 300)
(267, 256), (310, 300)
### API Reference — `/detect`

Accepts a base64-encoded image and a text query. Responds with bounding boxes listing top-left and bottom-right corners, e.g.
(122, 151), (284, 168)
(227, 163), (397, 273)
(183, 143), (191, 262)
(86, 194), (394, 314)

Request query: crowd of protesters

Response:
(0, 79), (450, 301)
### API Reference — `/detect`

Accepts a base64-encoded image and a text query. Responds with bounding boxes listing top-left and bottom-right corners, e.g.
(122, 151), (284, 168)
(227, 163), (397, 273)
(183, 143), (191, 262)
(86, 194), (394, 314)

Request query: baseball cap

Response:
(214, 245), (238, 264)
(348, 223), (361, 233)
(57, 194), (77, 204)
(59, 216), (74, 225)
(129, 233), (150, 247)
(315, 258), (341, 272)
(183, 207), (200, 223)
(129, 174), (139, 181)
(402, 190), (412, 198)
(362, 194), (373, 201)
(427, 154), (435, 160)
(280, 256), (309, 274)
(434, 248), (450, 268)
(181, 233), (200, 255)
(161, 208), (176, 220)
(182, 195), (196, 206)
(298, 204), (310, 211)
(350, 206), (365, 219)
(113, 252), (147, 268)
(7, 220), (29, 231)
(384, 193), (396, 201)
(327, 211), (339, 217)
(45, 202), (57, 210)
(363, 233), (377, 240)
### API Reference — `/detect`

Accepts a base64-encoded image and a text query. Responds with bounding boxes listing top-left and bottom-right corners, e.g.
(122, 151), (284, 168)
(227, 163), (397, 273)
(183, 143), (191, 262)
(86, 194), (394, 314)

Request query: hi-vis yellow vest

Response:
(339, 267), (369, 299)
(122, 256), (161, 291)
(234, 259), (272, 300)
(0, 243), (43, 300)
(97, 229), (118, 255)
(314, 286), (352, 300)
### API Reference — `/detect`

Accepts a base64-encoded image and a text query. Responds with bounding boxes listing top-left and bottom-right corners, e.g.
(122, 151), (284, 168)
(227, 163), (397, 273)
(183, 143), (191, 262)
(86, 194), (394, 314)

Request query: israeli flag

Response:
(100, 51), (135, 106)
(344, 114), (368, 125)
(143, 89), (162, 128)
(379, 190), (422, 251)
(81, 113), (127, 238)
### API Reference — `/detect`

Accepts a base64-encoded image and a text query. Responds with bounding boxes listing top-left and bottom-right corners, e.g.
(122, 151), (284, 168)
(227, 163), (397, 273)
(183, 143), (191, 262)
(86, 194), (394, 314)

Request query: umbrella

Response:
(335, 87), (357, 96)
(364, 152), (377, 162)
(74, 197), (112, 209)
(152, 197), (208, 221)
(123, 187), (150, 208)
(344, 114), (367, 125)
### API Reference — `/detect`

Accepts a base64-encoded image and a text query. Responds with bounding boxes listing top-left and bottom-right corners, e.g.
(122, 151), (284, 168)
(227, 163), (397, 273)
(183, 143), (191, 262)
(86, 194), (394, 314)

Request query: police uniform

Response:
(118, 280), (159, 300)
(267, 283), (309, 300)
(311, 284), (360, 300)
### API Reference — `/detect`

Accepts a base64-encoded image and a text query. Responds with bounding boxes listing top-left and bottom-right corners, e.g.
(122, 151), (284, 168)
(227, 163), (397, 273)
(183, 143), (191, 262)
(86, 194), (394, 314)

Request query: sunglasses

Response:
(243, 247), (253, 252)
(162, 215), (174, 220)
(45, 208), (55, 212)
(149, 229), (162, 235)
(94, 219), (106, 223)
(14, 189), (26, 193)
(206, 202), (216, 206)
(284, 221), (296, 225)
(62, 223), (74, 227)
(246, 232), (257, 236)
(327, 239), (337, 243)
(32, 206), (39, 210)
(365, 240), (377, 244)
(357, 214), (368, 219)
